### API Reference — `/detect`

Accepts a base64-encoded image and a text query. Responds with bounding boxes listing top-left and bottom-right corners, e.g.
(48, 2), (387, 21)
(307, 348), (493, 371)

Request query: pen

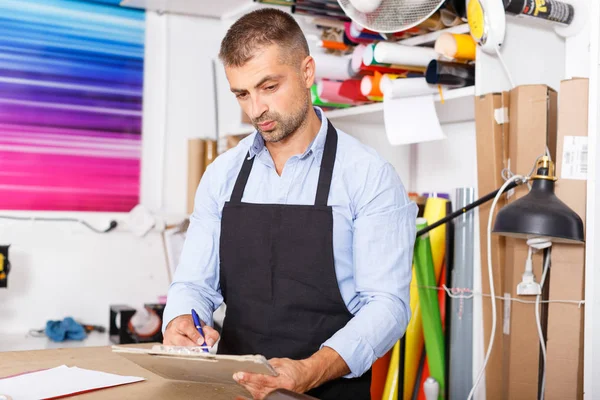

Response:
(191, 309), (210, 353)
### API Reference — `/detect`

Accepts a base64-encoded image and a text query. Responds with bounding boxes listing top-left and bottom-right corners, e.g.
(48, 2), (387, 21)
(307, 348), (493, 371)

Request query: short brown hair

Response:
(219, 8), (309, 67)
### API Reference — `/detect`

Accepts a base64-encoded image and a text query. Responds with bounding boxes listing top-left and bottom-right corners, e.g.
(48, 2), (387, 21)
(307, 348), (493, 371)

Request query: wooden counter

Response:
(0, 344), (250, 399)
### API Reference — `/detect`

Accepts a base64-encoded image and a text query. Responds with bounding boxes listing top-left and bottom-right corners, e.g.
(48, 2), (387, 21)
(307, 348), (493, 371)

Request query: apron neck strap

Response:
(230, 153), (255, 203)
(314, 120), (338, 207)
(229, 120), (338, 206)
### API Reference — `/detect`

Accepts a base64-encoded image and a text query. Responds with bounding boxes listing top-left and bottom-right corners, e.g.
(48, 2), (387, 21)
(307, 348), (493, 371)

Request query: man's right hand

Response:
(163, 314), (220, 347)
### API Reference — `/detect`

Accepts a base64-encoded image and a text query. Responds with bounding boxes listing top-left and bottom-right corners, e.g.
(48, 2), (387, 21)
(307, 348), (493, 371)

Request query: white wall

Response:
(411, 121), (478, 196)
(0, 11), (224, 337)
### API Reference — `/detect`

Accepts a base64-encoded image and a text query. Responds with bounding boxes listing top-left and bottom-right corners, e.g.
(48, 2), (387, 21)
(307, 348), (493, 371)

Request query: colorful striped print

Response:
(0, 0), (144, 211)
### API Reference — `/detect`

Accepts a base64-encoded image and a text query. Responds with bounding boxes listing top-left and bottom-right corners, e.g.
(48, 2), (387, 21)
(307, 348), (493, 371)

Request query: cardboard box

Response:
(504, 85), (558, 400)
(544, 78), (588, 400)
(474, 92), (510, 400)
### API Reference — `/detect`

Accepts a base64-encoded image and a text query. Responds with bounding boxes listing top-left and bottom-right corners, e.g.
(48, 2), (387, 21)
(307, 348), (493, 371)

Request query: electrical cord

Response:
(418, 284), (583, 307)
(0, 215), (118, 234)
(494, 45), (516, 89)
(532, 242), (552, 400)
(467, 174), (526, 400)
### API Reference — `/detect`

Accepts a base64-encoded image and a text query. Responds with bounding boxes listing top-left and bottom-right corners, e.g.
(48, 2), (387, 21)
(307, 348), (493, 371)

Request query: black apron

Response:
(218, 121), (371, 399)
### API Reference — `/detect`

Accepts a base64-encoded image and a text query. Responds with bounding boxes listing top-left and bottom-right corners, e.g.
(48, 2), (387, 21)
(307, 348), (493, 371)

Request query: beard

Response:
(253, 91), (310, 143)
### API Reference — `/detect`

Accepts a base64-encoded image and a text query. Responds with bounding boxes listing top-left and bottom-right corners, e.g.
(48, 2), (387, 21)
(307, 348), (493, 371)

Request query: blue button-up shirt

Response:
(163, 107), (418, 378)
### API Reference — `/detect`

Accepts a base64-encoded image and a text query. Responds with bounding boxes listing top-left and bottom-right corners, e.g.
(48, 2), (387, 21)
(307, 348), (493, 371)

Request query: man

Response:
(163, 8), (417, 400)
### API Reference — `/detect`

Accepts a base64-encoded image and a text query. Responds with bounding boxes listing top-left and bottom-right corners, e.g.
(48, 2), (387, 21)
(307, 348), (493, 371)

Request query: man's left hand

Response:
(233, 357), (314, 399)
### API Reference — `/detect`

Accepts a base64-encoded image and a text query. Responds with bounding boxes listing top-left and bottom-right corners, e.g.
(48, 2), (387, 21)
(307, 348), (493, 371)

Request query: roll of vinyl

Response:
(379, 73), (404, 96)
(384, 77), (439, 98)
(443, 200), (453, 400)
(360, 72), (383, 98)
(350, 21), (376, 37)
(310, 84), (351, 108)
(449, 188), (475, 400)
(362, 43), (377, 66)
(434, 33), (476, 61)
(404, 265), (425, 400)
(414, 217), (446, 397)
(440, 8), (462, 27)
(351, 44), (367, 73)
(447, 0), (467, 18)
(371, 349), (392, 400)
(344, 21), (379, 44)
(425, 60), (475, 88)
(362, 63), (413, 75)
(317, 79), (363, 105)
(363, 44), (424, 71)
(382, 340), (401, 400)
(318, 40), (349, 51)
(418, 12), (444, 31)
(313, 52), (353, 81)
(338, 79), (370, 102)
(412, 350), (426, 400)
(423, 197), (448, 280)
(373, 42), (438, 67)
(187, 139), (205, 214)
(353, 44), (416, 75)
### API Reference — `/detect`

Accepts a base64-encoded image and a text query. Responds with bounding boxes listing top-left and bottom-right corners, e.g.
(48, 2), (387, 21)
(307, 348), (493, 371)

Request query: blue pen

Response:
(191, 309), (210, 353)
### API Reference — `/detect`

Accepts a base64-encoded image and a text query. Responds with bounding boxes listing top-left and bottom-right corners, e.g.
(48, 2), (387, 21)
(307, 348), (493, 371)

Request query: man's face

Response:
(225, 45), (312, 143)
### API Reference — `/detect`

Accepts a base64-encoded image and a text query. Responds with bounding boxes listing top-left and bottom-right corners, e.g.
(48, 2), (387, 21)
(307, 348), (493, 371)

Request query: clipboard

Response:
(112, 345), (277, 385)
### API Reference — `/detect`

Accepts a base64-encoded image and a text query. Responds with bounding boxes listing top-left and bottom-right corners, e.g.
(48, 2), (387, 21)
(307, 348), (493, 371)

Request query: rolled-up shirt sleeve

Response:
(322, 162), (418, 377)
(162, 164), (224, 332)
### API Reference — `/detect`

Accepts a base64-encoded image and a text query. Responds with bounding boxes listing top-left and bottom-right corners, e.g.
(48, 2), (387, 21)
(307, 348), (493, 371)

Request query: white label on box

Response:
(561, 136), (588, 180)
(494, 107), (509, 124)
(503, 292), (511, 335)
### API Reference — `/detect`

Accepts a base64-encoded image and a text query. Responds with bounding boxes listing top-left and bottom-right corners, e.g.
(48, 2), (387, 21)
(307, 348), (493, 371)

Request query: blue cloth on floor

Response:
(45, 317), (87, 342)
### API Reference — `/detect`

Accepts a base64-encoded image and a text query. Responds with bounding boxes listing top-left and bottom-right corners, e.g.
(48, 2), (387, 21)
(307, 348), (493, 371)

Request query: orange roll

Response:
(318, 40), (349, 51)
(360, 71), (384, 98)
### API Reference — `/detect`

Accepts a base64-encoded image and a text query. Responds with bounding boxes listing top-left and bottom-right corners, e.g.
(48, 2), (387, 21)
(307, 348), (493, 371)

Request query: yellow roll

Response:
(382, 340), (400, 400)
(453, 33), (476, 60)
(423, 197), (448, 280)
(434, 33), (476, 61)
(403, 265), (424, 400)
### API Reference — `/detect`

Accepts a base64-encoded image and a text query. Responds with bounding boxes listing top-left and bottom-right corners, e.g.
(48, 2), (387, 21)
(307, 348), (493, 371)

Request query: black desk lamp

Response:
(493, 156), (584, 243)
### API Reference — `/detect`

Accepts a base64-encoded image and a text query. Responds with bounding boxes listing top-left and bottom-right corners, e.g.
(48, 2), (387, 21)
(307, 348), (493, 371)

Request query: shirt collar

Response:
(248, 106), (328, 159)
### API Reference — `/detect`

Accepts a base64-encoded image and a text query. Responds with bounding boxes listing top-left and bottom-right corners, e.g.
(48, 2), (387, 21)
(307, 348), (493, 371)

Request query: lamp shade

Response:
(493, 157), (584, 244)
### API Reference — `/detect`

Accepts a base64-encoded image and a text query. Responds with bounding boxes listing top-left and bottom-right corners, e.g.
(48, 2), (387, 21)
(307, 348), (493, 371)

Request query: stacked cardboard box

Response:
(545, 78), (588, 400)
(476, 84), (563, 400)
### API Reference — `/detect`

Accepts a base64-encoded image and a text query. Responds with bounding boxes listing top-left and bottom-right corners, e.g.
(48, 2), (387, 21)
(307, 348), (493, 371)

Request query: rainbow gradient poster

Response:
(0, 0), (145, 212)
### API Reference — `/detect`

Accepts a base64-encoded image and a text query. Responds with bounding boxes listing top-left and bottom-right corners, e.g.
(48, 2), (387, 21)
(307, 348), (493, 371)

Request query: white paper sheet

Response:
(0, 365), (144, 400)
(383, 93), (445, 146)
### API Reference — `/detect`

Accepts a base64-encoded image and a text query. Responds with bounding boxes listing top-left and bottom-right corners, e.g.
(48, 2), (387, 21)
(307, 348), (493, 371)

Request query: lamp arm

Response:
(416, 179), (523, 237)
